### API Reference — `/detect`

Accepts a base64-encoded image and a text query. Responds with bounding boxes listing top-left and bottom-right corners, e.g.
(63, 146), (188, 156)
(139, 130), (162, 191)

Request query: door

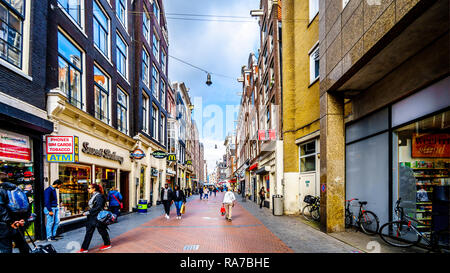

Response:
(119, 171), (129, 212)
(299, 173), (316, 209)
(253, 177), (257, 202)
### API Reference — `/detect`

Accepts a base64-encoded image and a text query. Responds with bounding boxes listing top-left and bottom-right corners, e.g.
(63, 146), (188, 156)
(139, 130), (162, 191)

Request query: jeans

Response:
(44, 207), (60, 239)
(174, 201), (183, 216)
(0, 229), (30, 253)
(109, 206), (120, 221)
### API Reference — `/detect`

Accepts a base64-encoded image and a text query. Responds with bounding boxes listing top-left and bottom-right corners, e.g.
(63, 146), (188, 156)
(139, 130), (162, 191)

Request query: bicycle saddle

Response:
(359, 201), (367, 205)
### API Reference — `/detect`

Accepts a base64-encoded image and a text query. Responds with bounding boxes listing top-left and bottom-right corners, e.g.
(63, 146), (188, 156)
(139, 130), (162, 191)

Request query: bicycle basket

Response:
(304, 195), (316, 205)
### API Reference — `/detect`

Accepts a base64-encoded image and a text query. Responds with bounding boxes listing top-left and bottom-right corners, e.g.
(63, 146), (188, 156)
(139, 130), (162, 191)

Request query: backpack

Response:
(97, 210), (117, 225)
(7, 187), (29, 213)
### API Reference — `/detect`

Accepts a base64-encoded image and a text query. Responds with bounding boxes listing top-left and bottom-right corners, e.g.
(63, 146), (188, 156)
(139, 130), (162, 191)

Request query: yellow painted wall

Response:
(282, 0), (320, 173)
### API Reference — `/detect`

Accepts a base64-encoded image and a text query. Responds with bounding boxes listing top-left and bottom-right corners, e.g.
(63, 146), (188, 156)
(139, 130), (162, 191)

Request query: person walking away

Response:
(213, 187), (217, 197)
(199, 186), (203, 200)
(108, 187), (123, 222)
(204, 187), (209, 200)
(160, 184), (174, 219)
(0, 172), (29, 253)
(259, 187), (266, 209)
(78, 184), (111, 253)
(173, 185), (186, 219)
(44, 179), (63, 241)
(222, 188), (236, 222)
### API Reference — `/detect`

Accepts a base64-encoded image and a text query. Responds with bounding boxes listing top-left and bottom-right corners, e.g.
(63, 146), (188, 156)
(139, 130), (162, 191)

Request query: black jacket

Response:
(0, 182), (30, 238)
(160, 188), (173, 202)
(86, 193), (106, 225)
(173, 190), (186, 203)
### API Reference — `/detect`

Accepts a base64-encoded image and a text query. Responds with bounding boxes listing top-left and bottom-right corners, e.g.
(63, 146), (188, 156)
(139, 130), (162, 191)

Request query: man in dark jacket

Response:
(160, 184), (173, 219)
(199, 186), (203, 200)
(0, 172), (29, 253)
(44, 179), (62, 241)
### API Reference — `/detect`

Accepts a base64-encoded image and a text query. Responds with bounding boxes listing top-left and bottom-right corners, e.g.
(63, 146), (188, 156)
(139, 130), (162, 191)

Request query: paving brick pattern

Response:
(90, 192), (293, 253)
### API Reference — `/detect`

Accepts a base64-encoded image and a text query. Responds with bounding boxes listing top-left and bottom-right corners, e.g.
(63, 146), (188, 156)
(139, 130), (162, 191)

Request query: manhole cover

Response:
(183, 245), (199, 251)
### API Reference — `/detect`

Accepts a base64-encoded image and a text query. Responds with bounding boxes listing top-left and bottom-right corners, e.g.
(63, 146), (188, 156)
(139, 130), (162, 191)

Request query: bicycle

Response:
(302, 195), (320, 222)
(379, 198), (449, 253)
(345, 198), (379, 235)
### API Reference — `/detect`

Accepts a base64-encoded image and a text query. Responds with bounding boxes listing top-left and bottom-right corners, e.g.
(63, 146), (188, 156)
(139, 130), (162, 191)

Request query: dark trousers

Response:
(109, 206), (120, 221)
(260, 197), (265, 208)
(162, 200), (171, 215)
(0, 229), (30, 253)
(81, 217), (110, 250)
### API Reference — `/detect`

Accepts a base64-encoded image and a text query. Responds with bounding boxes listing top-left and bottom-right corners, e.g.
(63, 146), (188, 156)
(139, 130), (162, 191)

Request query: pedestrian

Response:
(0, 172), (30, 253)
(199, 186), (203, 200)
(204, 187), (209, 200)
(160, 183), (174, 219)
(173, 185), (186, 219)
(222, 188), (236, 222)
(187, 187), (191, 197)
(259, 187), (266, 209)
(44, 179), (63, 241)
(108, 187), (123, 222)
(78, 184), (111, 253)
(213, 187), (217, 197)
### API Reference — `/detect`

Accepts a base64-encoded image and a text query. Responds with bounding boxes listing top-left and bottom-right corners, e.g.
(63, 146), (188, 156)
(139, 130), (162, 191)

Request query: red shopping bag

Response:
(220, 205), (226, 216)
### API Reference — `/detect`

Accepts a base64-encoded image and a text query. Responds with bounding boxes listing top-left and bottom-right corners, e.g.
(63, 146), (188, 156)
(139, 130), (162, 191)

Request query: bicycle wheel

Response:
(379, 221), (421, 247)
(345, 210), (352, 228)
(311, 206), (320, 221)
(359, 211), (379, 235)
(302, 205), (313, 221)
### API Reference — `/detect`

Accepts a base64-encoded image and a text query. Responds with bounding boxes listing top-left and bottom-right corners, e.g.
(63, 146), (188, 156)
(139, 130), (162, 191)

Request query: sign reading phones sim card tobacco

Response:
(46, 136), (79, 162)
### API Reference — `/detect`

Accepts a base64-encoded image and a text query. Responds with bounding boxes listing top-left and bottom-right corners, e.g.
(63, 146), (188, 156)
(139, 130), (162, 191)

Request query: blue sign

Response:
(321, 184), (326, 193)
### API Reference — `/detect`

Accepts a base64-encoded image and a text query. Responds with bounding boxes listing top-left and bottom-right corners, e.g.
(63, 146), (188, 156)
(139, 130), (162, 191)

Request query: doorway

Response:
(119, 171), (129, 212)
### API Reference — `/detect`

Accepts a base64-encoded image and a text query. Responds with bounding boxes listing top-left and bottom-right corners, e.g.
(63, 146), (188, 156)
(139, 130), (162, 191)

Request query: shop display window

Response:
(59, 164), (91, 219)
(95, 167), (116, 196)
(395, 110), (449, 247)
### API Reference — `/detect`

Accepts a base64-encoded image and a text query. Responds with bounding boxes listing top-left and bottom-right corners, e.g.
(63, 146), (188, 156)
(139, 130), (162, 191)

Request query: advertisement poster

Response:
(412, 133), (450, 158)
(0, 129), (31, 162)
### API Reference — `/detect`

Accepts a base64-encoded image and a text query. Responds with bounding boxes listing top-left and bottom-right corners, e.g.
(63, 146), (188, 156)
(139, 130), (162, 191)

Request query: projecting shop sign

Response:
(46, 136), (79, 162)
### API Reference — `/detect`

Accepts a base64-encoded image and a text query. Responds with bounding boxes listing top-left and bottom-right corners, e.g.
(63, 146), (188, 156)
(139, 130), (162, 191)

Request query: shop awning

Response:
(248, 163), (258, 171)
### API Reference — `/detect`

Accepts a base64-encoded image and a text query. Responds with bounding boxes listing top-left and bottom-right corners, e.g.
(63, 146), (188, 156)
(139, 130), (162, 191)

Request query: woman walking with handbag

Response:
(173, 185), (186, 219)
(78, 184), (111, 253)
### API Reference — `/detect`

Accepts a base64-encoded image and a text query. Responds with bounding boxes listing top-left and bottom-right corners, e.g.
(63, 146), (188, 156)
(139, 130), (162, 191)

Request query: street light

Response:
(206, 73), (212, 86)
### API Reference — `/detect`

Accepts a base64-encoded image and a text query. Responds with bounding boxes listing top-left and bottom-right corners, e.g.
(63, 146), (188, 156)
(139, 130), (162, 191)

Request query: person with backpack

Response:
(44, 179), (63, 241)
(0, 172), (30, 253)
(78, 183), (111, 253)
(108, 187), (123, 222)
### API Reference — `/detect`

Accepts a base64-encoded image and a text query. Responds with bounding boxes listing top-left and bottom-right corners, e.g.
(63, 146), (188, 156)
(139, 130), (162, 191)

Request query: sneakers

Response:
(176, 216), (182, 219)
(47, 237), (57, 242)
(99, 245), (111, 251)
(165, 214), (170, 219)
(77, 249), (88, 253)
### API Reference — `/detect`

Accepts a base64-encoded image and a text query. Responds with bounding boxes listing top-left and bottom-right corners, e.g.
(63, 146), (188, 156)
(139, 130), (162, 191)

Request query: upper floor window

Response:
(58, 31), (83, 109)
(58, 0), (81, 25)
(94, 65), (110, 124)
(93, 1), (109, 57)
(153, 0), (159, 23)
(309, 0), (319, 23)
(142, 49), (149, 86)
(161, 49), (166, 74)
(343, 0), (350, 9)
(151, 64), (159, 100)
(142, 92), (149, 133)
(160, 80), (166, 108)
(152, 30), (159, 61)
(160, 114), (165, 144)
(116, 33), (127, 78)
(117, 87), (128, 134)
(152, 104), (158, 139)
(309, 44), (320, 84)
(143, 8), (150, 42)
(116, 0), (126, 27)
(0, 0), (24, 68)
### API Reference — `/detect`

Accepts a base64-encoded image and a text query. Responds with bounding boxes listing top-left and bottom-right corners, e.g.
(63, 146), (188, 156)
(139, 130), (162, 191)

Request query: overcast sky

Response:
(164, 0), (260, 176)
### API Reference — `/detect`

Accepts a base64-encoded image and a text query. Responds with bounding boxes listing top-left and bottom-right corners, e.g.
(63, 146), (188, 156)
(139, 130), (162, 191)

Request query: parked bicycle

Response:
(302, 195), (320, 221)
(379, 198), (449, 253)
(345, 198), (379, 235)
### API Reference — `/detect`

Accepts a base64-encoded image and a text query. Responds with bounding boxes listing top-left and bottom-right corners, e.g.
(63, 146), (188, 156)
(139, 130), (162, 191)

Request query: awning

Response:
(255, 166), (270, 175)
(248, 163), (258, 171)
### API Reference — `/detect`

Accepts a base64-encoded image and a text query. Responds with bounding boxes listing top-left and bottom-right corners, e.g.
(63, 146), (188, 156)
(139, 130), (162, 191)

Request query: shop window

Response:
(394, 110), (449, 246)
(59, 164), (91, 219)
(299, 140), (317, 173)
(94, 167), (116, 196)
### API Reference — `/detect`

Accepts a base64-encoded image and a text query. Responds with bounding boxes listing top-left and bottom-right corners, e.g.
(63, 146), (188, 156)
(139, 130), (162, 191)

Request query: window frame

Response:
(152, 29), (159, 62)
(142, 92), (149, 133)
(151, 63), (159, 100)
(309, 0), (319, 23)
(116, 32), (127, 79)
(309, 42), (320, 84)
(143, 7), (150, 42)
(117, 86), (128, 134)
(152, 104), (158, 139)
(93, 64), (111, 124)
(153, 0), (159, 23)
(115, 0), (126, 29)
(142, 48), (149, 87)
(0, 0), (24, 69)
(299, 139), (318, 173)
(160, 113), (165, 144)
(93, 0), (110, 58)
(160, 79), (166, 109)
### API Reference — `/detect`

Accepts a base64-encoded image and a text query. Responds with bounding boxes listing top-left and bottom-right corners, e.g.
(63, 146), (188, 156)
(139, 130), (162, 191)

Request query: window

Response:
(161, 49), (166, 74)
(142, 92), (148, 133)
(152, 104), (158, 139)
(142, 49), (149, 86)
(343, 0), (350, 9)
(309, 0), (319, 22)
(116, 33), (127, 78)
(116, 0), (126, 27)
(153, 0), (159, 22)
(58, 0), (81, 25)
(299, 140), (317, 172)
(143, 8), (150, 42)
(160, 80), (166, 108)
(152, 30), (159, 61)
(94, 65), (110, 124)
(117, 87), (128, 134)
(0, 0), (24, 68)
(309, 44), (320, 84)
(58, 31), (83, 109)
(93, 1), (109, 57)
(152, 64), (159, 100)
(160, 114), (165, 144)
(266, 107), (270, 129)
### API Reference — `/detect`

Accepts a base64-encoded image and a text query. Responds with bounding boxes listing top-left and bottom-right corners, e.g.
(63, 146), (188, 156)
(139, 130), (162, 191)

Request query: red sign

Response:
(249, 163), (258, 171)
(258, 130), (277, 140)
(46, 136), (74, 154)
(412, 133), (449, 158)
(0, 129), (31, 161)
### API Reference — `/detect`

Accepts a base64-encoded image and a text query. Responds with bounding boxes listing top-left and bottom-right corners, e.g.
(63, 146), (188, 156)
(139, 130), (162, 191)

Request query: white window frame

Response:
(57, 0), (86, 34)
(299, 139), (318, 173)
(143, 7), (150, 42)
(142, 48), (149, 87)
(93, 64), (111, 125)
(160, 79), (166, 109)
(343, 0), (350, 9)
(117, 86), (128, 134)
(153, 0), (160, 23)
(152, 104), (158, 139)
(142, 92), (149, 133)
(309, 42), (320, 84)
(115, 0), (127, 30)
(93, 0), (110, 60)
(309, 0), (319, 23)
(116, 32), (128, 80)
(151, 63), (159, 100)
(152, 28), (160, 62)
(160, 113), (165, 144)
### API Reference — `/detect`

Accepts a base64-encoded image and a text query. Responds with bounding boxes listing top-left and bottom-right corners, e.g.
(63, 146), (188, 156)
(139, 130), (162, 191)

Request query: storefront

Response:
(346, 77), (449, 245)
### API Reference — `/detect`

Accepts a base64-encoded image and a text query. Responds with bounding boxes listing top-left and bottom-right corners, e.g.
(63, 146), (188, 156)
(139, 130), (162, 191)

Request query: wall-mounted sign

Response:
(321, 184), (326, 193)
(151, 168), (159, 177)
(46, 136), (79, 163)
(186, 160), (192, 165)
(258, 129), (277, 141)
(152, 150), (167, 159)
(82, 142), (124, 164)
(412, 133), (449, 158)
(130, 149), (146, 160)
(0, 129), (31, 162)
(167, 154), (177, 162)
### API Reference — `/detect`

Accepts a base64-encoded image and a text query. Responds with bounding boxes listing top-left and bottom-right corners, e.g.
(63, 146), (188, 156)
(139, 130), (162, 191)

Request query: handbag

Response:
(111, 193), (123, 209)
(220, 205), (226, 216)
(180, 204), (186, 214)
